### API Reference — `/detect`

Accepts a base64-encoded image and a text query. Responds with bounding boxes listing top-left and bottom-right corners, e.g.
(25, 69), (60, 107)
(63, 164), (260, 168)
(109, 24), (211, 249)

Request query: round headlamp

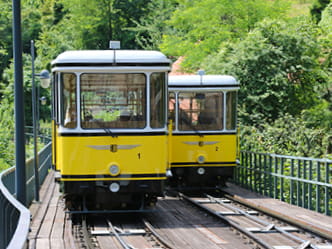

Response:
(197, 155), (206, 164)
(109, 182), (120, 192)
(109, 164), (120, 176)
(197, 167), (205, 175)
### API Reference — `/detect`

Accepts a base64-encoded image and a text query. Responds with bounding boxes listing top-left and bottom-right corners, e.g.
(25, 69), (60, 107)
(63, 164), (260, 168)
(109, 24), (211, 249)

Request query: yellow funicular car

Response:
(168, 73), (240, 189)
(51, 43), (171, 210)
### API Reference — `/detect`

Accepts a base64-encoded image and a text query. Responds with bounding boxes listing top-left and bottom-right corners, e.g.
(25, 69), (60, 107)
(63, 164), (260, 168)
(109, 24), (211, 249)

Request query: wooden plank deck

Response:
(28, 171), (76, 249)
(223, 182), (332, 241)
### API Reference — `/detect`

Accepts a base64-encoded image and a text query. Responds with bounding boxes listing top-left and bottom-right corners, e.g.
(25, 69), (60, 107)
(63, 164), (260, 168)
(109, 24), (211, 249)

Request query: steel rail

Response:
(222, 190), (332, 242)
(81, 215), (95, 249)
(205, 194), (319, 249)
(107, 218), (134, 249)
(142, 218), (178, 249)
(178, 192), (274, 249)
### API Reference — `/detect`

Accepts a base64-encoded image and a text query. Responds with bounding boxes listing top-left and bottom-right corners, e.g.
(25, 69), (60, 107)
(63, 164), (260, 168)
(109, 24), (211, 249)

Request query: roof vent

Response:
(197, 70), (205, 76)
(109, 41), (120, 50)
(197, 70), (205, 85)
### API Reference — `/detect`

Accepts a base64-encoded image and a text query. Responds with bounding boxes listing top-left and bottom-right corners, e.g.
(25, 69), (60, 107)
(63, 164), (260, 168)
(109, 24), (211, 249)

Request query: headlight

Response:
(109, 182), (120, 192)
(197, 167), (205, 175)
(197, 155), (205, 164)
(109, 164), (120, 176)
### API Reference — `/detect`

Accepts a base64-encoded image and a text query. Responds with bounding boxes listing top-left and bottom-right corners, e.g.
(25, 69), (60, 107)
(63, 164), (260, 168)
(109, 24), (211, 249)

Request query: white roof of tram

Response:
(168, 75), (239, 87)
(51, 50), (171, 65)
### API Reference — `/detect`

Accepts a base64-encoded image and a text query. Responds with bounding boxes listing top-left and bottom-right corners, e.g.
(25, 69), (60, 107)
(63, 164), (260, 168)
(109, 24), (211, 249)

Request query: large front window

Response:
(178, 92), (224, 131)
(80, 73), (146, 129)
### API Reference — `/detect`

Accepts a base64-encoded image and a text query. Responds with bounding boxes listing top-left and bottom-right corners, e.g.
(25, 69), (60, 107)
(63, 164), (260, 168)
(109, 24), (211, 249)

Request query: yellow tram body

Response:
(51, 48), (171, 209)
(55, 135), (167, 181)
(170, 134), (237, 166)
(168, 74), (239, 188)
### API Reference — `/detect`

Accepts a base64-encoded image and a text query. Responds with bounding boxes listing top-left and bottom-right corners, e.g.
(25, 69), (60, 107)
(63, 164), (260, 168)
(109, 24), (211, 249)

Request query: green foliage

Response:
(0, 0), (331, 169)
(0, 93), (14, 169)
(204, 18), (327, 125)
(129, 0), (177, 50)
(94, 110), (120, 122)
(240, 114), (331, 158)
(55, 0), (155, 50)
(0, 1), (13, 84)
(302, 100), (332, 129)
(310, 0), (331, 22)
(160, 0), (290, 70)
(319, 3), (332, 69)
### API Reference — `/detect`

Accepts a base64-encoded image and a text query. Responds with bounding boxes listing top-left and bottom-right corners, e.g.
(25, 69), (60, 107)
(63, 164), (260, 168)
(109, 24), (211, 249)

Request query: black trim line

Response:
(58, 132), (167, 137)
(61, 173), (167, 179)
(171, 162), (236, 166)
(53, 63), (171, 67)
(169, 84), (239, 88)
(172, 132), (237, 136)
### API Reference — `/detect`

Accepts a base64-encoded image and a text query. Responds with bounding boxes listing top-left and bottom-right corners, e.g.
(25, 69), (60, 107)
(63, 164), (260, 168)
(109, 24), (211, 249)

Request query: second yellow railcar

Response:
(168, 74), (239, 188)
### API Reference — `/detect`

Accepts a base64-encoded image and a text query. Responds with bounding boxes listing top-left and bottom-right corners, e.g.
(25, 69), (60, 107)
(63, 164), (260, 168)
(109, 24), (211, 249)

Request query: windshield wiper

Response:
(179, 115), (202, 137)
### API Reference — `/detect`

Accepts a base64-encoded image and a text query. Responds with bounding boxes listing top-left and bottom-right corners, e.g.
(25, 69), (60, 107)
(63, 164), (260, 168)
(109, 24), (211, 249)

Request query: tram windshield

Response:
(169, 91), (237, 131)
(178, 92), (224, 131)
(80, 73), (146, 129)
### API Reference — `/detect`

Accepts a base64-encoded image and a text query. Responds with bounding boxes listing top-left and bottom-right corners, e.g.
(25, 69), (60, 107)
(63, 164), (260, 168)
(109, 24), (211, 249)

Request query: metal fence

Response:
(234, 151), (332, 216)
(0, 139), (52, 249)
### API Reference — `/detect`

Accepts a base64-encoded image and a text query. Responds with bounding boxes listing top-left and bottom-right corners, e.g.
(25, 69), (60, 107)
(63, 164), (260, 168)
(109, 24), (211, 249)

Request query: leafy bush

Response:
(204, 17), (329, 127)
(240, 114), (331, 158)
(0, 98), (14, 169)
(160, 0), (290, 70)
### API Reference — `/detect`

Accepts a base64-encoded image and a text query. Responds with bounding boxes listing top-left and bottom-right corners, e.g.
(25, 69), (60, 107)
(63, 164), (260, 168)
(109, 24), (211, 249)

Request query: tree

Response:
(203, 18), (326, 125)
(55, 0), (155, 50)
(310, 0), (331, 23)
(129, 0), (177, 50)
(0, 0), (13, 84)
(160, 0), (290, 71)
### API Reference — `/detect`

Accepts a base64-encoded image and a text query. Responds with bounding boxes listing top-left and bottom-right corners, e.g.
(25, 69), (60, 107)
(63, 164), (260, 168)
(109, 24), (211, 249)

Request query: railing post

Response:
(316, 162), (321, 213)
(297, 160), (301, 207)
(245, 151), (249, 187)
(268, 155), (273, 198)
(263, 154), (267, 196)
(280, 158), (284, 202)
(255, 154), (259, 193)
(249, 153), (253, 190)
(308, 160), (313, 210)
(274, 156), (278, 199)
(290, 159), (294, 205)
(325, 162), (330, 216)
(303, 160), (307, 209)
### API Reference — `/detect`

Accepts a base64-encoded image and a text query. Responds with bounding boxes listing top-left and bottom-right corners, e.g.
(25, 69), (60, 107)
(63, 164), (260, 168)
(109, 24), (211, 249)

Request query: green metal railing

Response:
(234, 151), (332, 216)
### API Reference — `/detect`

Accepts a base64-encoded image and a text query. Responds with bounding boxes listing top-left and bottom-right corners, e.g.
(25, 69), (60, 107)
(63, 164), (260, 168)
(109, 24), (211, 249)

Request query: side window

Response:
(226, 91), (237, 130)
(60, 73), (77, 128)
(150, 73), (166, 128)
(52, 72), (57, 123)
(168, 92), (176, 130)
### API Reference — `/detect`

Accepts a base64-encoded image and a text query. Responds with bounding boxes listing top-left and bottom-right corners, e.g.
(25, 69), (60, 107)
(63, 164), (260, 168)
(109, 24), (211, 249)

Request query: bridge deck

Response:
(26, 171), (332, 248)
(28, 171), (76, 249)
(223, 182), (332, 241)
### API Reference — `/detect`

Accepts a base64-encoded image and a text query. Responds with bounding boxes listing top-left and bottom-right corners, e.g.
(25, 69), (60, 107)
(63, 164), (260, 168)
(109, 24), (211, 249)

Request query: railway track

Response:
(73, 213), (177, 249)
(179, 191), (332, 249)
(69, 191), (332, 249)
